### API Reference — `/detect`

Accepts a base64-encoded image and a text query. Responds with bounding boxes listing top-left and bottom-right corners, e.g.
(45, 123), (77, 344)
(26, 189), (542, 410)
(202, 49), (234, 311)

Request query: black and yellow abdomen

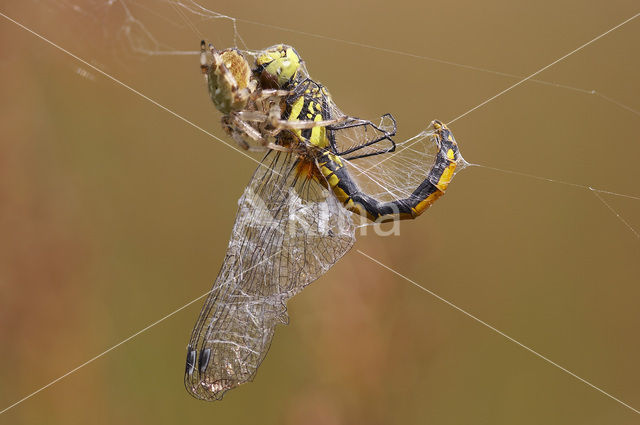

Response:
(317, 121), (460, 222)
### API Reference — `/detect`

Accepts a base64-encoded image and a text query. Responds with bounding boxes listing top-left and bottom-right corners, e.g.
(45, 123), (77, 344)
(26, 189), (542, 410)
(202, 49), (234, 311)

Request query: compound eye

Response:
(258, 67), (280, 89)
(254, 45), (302, 89)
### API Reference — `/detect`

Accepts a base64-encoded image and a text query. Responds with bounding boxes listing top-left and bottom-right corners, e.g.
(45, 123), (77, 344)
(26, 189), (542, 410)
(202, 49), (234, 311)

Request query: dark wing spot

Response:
(198, 348), (211, 374)
(185, 347), (197, 375)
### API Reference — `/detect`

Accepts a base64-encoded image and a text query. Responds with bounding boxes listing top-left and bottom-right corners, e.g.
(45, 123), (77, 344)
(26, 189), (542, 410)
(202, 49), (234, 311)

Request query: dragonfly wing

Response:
(185, 150), (355, 400)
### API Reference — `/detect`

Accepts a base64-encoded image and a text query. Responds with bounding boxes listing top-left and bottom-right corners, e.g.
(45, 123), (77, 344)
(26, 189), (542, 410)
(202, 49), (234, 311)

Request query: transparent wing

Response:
(331, 120), (467, 211)
(185, 150), (355, 400)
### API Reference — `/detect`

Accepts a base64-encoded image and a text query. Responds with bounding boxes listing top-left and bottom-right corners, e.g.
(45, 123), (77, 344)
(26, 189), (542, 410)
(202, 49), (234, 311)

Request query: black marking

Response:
(284, 78), (332, 123)
(186, 347), (197, 375)
(198, 348), (211, 374)
(327, 113), (397, 160)
(321, 123), (459, 220)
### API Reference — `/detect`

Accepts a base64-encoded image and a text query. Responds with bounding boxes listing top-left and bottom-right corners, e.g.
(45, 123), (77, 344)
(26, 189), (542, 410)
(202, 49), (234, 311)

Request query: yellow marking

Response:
(306, 113), (313, 119)
(287, 97), (306, 139)
(345, 202), (373, 221)
(324, 153), (343, 167)
(308, 114), (328, 148)
(290, 97), (304, 120)
(436, 163), (457, 191)
(412, 191), (444, 216)
(326, 173), (340, 187)
(332, 186), (351, 204)
(447, 148), (455, 160)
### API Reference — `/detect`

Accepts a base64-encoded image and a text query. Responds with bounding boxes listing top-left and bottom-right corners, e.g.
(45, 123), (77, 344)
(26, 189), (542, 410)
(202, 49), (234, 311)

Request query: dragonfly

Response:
(184, 43), (462, 400)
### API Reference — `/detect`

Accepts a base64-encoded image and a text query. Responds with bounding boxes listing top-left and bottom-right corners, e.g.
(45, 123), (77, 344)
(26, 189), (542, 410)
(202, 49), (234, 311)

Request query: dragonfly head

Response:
(254, 44), (303, 89)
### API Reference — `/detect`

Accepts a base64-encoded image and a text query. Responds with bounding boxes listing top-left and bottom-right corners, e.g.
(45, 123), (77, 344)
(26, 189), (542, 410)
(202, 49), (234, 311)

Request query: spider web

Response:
(1, 0), (639, 422)
(36, 0), (636, 230)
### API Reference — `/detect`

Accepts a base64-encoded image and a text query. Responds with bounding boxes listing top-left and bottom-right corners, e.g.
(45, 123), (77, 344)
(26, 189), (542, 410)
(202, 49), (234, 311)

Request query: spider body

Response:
(202, 46), (254, 115)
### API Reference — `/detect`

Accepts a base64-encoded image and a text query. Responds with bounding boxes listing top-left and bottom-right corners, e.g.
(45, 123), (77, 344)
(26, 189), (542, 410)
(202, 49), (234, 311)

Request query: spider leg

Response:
(232, 111), (286, 147)
(271, 116), (348, 131)
(235, 80), (258, 108)
(235, 110), (270, 122)
(200, 40), (209, 76)
(221, 116), (252, 150)
(249, 89), (292, 102)
(318, 120), (461, 222)
(224, 115), (290, 152)
(234, 110), (348, 146)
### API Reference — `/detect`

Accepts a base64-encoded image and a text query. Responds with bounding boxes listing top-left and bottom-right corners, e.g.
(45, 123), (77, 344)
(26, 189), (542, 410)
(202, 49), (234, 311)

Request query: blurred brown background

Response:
(1, 0), (639, 424)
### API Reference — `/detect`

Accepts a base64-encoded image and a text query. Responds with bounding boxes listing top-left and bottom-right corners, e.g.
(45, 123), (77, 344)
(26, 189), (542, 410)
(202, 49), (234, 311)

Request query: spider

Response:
(200, 42), (344, 152)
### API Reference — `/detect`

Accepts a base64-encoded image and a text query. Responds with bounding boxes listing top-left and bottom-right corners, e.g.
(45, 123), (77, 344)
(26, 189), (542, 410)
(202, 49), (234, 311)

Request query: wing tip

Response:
(184, 376), (237, 401)
(184, 345), (243, 401)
